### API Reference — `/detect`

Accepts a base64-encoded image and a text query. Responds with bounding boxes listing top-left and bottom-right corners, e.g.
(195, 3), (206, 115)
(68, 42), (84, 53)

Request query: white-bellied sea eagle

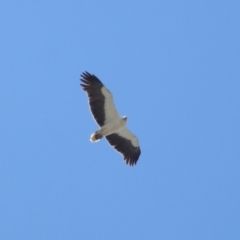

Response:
(80, 71), (141, 166)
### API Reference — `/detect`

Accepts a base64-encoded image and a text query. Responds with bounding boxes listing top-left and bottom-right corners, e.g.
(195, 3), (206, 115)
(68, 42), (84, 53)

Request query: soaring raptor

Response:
(80, 71), (141, 166)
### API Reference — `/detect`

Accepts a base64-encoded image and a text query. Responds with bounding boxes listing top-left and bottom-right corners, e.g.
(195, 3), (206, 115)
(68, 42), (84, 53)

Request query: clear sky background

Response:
(1, 1), (240, 239)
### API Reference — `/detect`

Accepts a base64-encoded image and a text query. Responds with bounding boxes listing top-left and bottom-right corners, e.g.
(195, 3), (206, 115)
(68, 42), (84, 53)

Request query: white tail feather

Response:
(90, 133), (100, 142)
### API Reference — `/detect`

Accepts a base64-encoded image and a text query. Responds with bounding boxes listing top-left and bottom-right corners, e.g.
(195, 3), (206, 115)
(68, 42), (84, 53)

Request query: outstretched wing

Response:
(80, 71), (120, 126)
(106, 127), (141, 166)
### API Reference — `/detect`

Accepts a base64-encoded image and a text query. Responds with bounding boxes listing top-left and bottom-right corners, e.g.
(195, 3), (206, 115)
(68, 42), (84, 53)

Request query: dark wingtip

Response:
(81, 71), (91, 79)
(124, 148), (141, 166)
(80, 71), (103, 88)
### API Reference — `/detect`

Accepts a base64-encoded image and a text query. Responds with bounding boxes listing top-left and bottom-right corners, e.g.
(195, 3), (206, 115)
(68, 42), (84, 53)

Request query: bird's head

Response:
(122, 116), (128, 122)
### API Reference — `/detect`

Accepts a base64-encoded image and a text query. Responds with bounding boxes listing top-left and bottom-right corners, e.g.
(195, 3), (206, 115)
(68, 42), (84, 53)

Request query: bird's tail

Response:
(90, 131), (103, 142)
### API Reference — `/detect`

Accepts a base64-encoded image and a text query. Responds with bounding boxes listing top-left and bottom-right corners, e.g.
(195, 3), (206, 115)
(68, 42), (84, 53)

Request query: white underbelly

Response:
(100, 119), (125, 136)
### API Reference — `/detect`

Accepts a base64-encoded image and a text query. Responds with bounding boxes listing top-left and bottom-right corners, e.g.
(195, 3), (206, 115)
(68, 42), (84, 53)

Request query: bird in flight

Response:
(80, 71), (141, 166)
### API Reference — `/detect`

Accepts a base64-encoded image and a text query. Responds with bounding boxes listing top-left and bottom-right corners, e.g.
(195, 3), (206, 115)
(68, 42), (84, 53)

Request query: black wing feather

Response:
(106, 133), (141, 166)
(80, 71), (106, 126)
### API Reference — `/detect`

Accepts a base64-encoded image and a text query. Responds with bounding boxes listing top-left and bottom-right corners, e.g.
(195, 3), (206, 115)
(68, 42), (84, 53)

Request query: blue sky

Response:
(1, 1), (240, 239)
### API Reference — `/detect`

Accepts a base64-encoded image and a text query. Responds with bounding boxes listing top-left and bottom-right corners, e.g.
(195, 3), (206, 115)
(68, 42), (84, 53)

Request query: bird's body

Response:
(80, 71), (141, 166)
(90, 116), (126, 142)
